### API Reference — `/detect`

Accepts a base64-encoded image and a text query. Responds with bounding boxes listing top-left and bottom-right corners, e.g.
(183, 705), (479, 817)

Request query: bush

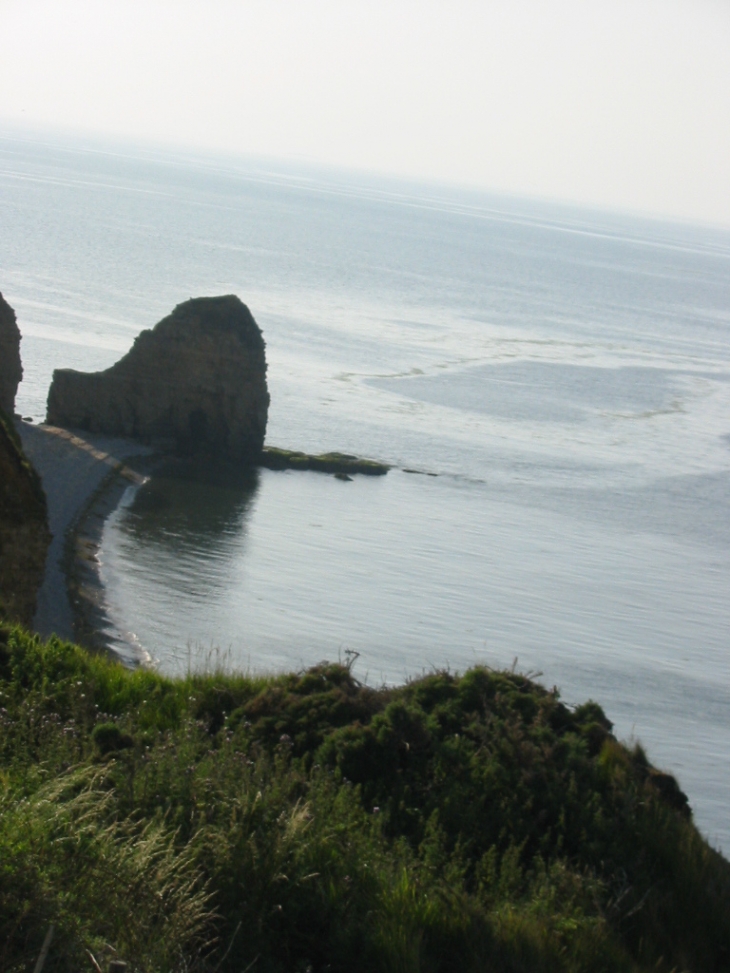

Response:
(0, 626), (728, 972)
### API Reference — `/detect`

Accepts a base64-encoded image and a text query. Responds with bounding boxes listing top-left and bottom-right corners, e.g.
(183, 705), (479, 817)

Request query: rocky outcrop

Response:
(0, 293), (22, 416)
(47, 296), (269, 463)
(260, 447), (389, 476)
(0, 410), (51, 627)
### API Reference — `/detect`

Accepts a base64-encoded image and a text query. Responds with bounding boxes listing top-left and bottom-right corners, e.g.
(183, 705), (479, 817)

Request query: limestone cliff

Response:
(0, 410), (51, 627)
(0, 293), (22, 416)
(47, 296), (269, 463)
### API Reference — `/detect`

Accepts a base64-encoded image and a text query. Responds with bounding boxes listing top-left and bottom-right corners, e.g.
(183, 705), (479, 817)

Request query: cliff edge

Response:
(0, 410), (51, 627)
(0, 293), (22, 416)
(47, 296), (270, 463)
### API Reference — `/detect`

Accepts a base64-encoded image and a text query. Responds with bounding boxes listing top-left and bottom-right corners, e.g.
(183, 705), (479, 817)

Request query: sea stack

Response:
(0, 293), (22, 416)
(47, 296), (270, 463)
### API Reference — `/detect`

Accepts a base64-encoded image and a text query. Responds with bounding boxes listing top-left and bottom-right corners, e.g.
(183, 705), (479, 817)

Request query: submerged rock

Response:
(259, 447), (389, 476)
(47, 296), (269, 463)
(0, 293), (22, 416)
(0, 410), (50, 627)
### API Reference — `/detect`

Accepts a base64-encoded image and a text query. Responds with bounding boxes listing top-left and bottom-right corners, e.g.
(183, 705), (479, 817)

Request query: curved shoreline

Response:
(16, 421), (155, 656)
(66, 454), (159, 665)
(17, 423), (397, 666)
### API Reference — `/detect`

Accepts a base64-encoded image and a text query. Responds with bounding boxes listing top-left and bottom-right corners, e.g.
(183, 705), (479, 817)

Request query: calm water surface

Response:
(2, 127), (729, 848)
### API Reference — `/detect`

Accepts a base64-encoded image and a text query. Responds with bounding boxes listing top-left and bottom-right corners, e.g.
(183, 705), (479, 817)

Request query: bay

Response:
(1, 126), (729, 849)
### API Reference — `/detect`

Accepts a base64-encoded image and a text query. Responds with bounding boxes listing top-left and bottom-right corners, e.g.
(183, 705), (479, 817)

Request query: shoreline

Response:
(19, 424), (396, 666)
(16, 421), (156, 657)
(66, 452), (159, 665)
(67, 446), (393, 664)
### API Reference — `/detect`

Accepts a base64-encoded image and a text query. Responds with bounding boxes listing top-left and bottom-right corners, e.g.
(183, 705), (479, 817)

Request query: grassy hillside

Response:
(1, 625), (728, 972)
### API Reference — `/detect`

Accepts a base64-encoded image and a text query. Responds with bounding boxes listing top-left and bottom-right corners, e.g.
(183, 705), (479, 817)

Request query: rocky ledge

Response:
(259, 447), (389, 476)
(47, 296), (270, 464)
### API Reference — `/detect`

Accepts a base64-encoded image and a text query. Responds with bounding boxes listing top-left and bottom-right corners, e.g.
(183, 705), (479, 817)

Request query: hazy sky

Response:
(2, 0), (729, 225)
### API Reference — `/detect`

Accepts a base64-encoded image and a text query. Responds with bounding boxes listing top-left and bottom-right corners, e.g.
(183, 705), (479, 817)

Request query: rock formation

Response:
(0, 410), (51, 627)
(0, 293), (22, 416)
(47, 296), (270, 463)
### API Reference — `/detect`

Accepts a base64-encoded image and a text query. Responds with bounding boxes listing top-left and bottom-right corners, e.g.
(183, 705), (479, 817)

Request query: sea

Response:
(2, 127), (729, 850)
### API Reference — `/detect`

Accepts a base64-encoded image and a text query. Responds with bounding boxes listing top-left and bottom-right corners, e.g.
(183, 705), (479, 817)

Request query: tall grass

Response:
(1, 624), (728, 972)
(0, 767), (212, 972)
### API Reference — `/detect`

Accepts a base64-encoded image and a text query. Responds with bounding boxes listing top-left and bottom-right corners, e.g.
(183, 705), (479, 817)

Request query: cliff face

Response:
(0, 411), (51, 627)
(47, 296), (270, 463)
(0, 293), (22, 416)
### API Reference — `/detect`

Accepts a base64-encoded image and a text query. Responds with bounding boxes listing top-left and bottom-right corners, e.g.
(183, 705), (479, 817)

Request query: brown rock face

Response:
(47, 296), (270, 463)
(0, 293), (22, 416)
(0, 411), (51, 627)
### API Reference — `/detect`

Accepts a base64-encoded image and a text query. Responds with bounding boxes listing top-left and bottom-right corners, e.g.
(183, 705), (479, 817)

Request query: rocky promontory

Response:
(0, 410), (51, 627)
(47, 296), (270, 463)
(0, 293), (22, 416)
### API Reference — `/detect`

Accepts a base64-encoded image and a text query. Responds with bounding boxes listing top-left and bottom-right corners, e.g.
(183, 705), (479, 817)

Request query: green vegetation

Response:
(1, 625), (729, 972)
(259, 446), (390, 476)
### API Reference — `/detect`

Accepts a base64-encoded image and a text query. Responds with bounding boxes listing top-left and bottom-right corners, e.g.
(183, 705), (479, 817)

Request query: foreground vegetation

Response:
(1, 626), (729, 972)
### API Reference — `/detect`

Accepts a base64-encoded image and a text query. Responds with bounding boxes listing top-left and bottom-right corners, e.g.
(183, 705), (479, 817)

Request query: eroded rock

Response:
(0, 410), (50, 627)
(0, 293), (22, 416)
(47, 296), (269, 463)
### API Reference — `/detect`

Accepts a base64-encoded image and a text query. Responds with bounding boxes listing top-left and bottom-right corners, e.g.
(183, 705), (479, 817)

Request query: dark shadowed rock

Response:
(0, 293), (22, 416)
(0, 410), (50, 627)
(47, 296), (269, 463)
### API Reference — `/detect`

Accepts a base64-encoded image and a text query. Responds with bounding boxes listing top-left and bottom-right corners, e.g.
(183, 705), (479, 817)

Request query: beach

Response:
(16, 420), (152, 650)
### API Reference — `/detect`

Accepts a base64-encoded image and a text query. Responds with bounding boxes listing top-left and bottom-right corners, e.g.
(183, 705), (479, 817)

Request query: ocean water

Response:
(2, 128), (730, 848)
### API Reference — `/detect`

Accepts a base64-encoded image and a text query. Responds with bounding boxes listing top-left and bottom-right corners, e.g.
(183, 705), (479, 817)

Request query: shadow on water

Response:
(119, 461), (261, 559)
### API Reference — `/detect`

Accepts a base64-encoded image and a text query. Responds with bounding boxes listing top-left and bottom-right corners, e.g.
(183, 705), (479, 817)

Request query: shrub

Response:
(0, 626), (728, 972)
